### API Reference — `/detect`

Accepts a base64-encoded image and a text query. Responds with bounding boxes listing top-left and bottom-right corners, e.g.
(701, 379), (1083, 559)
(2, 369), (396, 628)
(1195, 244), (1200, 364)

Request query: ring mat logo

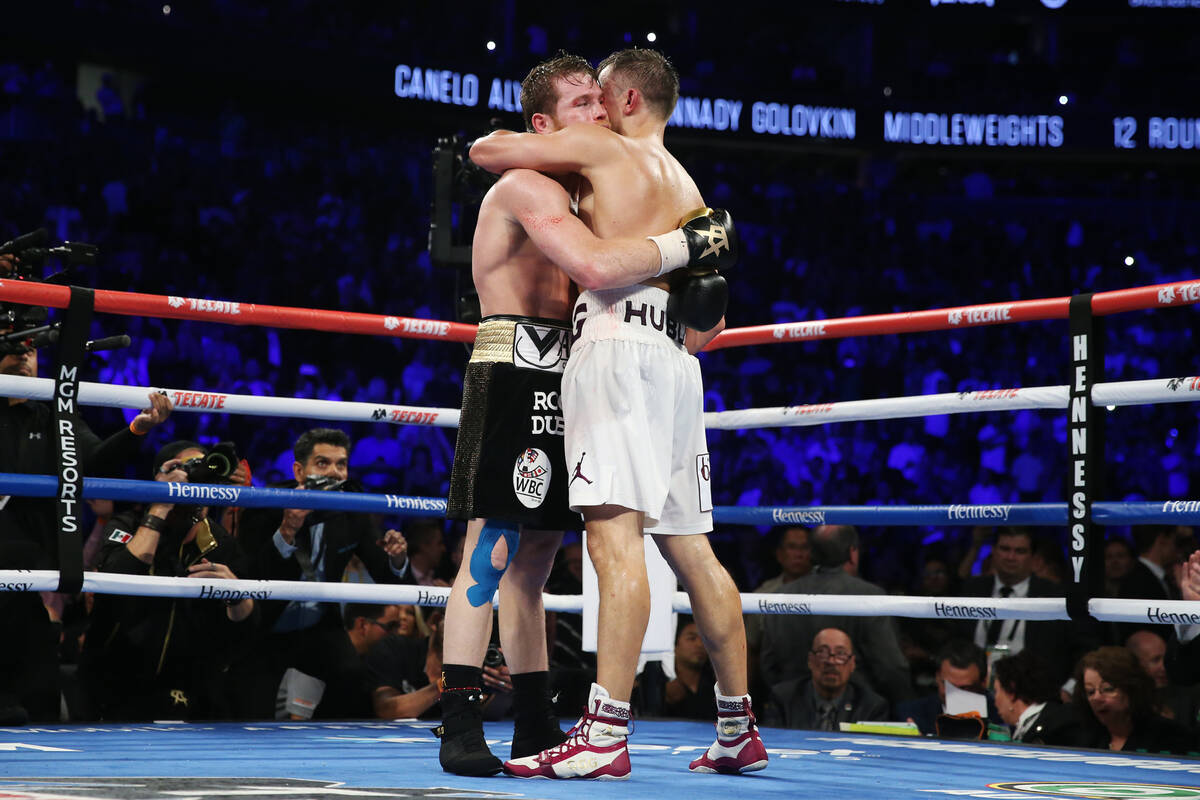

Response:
(991, 782), (1200, 799)
(0, 777), (524, 799)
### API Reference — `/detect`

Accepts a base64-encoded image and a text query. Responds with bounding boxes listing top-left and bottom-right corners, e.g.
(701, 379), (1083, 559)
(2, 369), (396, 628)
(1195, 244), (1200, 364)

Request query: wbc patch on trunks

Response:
(513, 447), (552, 508)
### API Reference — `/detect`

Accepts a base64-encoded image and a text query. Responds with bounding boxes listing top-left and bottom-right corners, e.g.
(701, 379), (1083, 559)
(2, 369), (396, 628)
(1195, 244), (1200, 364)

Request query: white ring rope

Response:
(2, 373), (1197, 432)
(706, 378), (1200, 431)
(4, 570), (1197, 625)
(0, 375), (460, 428)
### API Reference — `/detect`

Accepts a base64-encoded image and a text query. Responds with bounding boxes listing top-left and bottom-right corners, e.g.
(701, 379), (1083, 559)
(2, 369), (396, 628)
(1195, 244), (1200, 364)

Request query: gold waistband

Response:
(469, 319), (517, 364)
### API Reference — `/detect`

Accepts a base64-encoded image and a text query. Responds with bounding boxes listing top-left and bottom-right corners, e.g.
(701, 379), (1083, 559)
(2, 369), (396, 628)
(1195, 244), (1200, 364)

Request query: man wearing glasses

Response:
(345, 603), (447, 720)
(760, 525), (912, 707)
(762, 628), (887, 730)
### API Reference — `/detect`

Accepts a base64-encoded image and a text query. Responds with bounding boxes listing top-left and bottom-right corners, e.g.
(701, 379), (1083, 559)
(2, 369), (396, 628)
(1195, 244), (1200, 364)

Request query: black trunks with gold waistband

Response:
(447, 315), (581, 530)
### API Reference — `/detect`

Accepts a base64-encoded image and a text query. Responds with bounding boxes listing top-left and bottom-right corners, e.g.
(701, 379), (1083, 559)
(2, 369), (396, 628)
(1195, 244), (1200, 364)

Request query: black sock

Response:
(442, 663), (482, 691)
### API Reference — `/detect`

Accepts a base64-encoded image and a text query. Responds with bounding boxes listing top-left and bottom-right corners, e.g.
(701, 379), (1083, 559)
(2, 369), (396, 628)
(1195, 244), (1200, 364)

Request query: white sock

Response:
(714, 688), (752, 738)
(585, 683), (631, 738)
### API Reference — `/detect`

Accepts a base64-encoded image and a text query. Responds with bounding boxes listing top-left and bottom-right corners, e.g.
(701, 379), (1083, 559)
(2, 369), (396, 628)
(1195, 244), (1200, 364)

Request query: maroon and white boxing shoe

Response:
(688, 693), (768, 775)
(503, 683), (631, 780)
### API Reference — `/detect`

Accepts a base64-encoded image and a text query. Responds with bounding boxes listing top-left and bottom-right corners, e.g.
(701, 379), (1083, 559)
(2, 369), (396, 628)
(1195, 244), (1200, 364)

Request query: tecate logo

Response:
(772, 321), (827, 340)
(1158, 282), (1200, 305)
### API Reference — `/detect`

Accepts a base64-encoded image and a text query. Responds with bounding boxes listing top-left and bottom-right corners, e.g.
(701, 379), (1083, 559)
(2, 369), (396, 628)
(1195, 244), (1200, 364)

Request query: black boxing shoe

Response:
(436, 687), (502, 777)
(510, 710), (566, 760)
(509, 670), (566, 759)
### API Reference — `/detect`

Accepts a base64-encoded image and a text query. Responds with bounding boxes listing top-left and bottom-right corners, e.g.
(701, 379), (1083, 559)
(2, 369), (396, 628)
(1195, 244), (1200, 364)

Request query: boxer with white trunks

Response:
(471, 48), (767, 781)
(439, 53), (739, 778)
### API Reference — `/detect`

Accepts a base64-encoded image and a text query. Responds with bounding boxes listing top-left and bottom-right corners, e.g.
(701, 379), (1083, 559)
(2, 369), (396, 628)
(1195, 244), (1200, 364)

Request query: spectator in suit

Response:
(1119, 526), (1184, 643)
(1126, 630), (1200, 734)
(896, 639), (995, 737)
(231, 428), (414, 718)
(760, 525), (912, 706)
(900, 555), (960, 694)
(1122, 526), (1182, 600)
(1072, 646), (1194, 755)
(957, 527), (1077, 685)
(764, 627), (888, 731)
(992, 649), (1083, 746)
(1104, 536), (1136, 598)
(403, 517), (450, 586)
(746, 526), (811, 697)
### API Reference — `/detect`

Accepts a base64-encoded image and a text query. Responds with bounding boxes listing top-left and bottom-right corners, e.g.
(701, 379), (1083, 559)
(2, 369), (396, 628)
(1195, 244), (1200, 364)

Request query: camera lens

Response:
(483, 645), (504, 668)
(204, 451), (232, 477)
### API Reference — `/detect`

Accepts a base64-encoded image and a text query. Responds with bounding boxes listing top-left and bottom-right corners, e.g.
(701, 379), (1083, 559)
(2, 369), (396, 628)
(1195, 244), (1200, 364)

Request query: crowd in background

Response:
(2, 3), (1200, 756)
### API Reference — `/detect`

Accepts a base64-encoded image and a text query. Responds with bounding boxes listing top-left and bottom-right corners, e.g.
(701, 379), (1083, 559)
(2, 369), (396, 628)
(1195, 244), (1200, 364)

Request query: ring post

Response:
(52, 286), (95, 593)
(1066, 294), (1105, 621)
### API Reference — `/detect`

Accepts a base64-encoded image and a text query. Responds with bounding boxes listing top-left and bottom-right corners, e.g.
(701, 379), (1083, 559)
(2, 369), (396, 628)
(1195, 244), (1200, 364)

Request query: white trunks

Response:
(562, 286), (713, 535)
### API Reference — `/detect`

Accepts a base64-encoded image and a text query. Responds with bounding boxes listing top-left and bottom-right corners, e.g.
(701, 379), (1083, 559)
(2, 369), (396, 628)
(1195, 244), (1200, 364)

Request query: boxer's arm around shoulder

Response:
(495, 170), (662, 290)
(470, 124), (617, 175)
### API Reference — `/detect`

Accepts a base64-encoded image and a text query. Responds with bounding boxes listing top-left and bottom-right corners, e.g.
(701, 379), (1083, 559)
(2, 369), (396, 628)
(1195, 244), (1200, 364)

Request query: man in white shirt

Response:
(957, 528), (1074, 685)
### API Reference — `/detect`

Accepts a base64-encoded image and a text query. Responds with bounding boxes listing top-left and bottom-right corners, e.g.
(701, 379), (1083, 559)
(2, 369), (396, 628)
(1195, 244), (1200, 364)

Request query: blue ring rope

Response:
(2, 473), (1196, 525)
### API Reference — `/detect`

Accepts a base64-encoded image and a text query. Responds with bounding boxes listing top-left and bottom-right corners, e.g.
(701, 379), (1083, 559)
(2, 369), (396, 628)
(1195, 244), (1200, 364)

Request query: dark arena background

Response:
(2, 1), (1200, 799)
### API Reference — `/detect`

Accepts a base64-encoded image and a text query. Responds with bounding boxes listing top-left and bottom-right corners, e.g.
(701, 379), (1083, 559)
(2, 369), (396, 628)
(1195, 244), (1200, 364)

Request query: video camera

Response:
(0, 227), (129, 358)
(180, 442), (240, 484)
(429, 125), (505, 326)
(0, 228), (97, 278)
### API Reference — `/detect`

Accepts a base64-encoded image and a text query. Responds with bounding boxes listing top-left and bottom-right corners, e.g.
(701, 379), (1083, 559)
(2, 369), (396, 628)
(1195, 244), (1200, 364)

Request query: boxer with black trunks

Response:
(439, 53), (740, 777)
(471, 48), (765, 781)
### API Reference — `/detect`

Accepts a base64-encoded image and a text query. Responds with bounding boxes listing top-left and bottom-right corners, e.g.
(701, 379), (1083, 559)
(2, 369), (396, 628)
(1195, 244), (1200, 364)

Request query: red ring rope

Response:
(3, 276), (1197, 349)
(0, 280), (476, 343)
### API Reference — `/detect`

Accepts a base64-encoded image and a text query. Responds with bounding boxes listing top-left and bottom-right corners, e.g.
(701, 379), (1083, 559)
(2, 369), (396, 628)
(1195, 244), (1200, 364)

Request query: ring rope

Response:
(707, 377), (1200, 430)
(1, 569), (1195, 626)
(4, 276), (1198, 350)
(0, 279), (476, 343)
(0, 375), (460, 428)
(1, 473), (1197, 527)
(0, 473), (446, 516)
(707, 278), (1200, 349)
(2, 374), (1197, 432)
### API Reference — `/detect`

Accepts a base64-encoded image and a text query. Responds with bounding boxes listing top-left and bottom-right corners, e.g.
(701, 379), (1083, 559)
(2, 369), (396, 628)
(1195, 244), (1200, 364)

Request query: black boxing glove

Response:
(667, 271), (728, 332)
(649, 207), (739, 276)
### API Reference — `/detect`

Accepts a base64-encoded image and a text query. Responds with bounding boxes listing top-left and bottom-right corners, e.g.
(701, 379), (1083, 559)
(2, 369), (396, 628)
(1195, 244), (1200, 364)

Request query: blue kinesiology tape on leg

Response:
(466, 520), (520, 607)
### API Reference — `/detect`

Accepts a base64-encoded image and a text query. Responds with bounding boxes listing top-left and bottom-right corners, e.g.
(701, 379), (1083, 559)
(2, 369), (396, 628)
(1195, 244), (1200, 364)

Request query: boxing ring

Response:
(2, 276), (1200, 798)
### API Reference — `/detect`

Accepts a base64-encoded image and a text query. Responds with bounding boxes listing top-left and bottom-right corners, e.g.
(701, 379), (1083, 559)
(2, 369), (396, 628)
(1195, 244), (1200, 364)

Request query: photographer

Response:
(78, 440), (258, 721)
(232, 427), (414, 719)
(0, 307), (172, 724)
